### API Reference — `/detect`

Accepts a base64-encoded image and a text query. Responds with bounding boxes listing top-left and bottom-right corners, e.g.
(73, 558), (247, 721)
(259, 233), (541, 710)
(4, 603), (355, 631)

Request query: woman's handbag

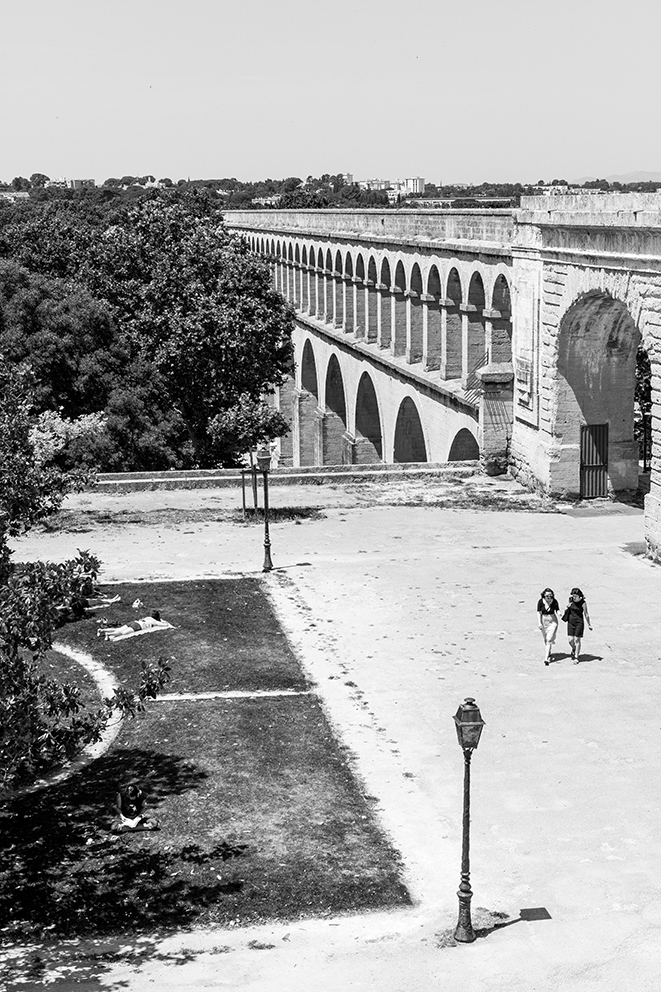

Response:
(561, 607), (570, 623)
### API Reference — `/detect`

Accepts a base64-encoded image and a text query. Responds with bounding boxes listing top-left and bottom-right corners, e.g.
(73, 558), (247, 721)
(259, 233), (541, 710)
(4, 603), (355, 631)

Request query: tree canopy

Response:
(0, 188), (294, 469)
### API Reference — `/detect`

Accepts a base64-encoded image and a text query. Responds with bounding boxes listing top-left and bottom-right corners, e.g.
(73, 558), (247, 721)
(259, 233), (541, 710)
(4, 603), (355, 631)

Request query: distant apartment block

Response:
(46, 177), (96, 189)
(342, 173), (354, 185)
(0, 190), (29, 201)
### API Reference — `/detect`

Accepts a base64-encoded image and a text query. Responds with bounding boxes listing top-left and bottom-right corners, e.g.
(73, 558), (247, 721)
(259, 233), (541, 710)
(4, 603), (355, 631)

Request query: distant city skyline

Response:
(1, 0), (660, 187)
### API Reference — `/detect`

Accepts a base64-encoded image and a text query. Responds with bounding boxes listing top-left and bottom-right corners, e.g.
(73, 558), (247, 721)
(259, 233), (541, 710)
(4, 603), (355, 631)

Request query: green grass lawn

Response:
(59, 578), (309, 694)
(0, 579), (410, 942)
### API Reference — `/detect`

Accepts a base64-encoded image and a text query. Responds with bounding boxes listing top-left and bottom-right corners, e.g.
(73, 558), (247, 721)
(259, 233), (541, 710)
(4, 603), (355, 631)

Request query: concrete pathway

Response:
(5, 476), (661, 991)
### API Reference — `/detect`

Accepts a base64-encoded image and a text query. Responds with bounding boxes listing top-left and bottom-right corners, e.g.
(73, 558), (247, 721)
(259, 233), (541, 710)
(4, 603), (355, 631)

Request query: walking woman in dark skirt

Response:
(564, 587), (592, 663)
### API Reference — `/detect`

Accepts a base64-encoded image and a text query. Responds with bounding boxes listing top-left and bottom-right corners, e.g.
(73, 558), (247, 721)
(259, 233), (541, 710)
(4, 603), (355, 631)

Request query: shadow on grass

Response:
(236, 506), (325, 524)
(0, 747), (246, 941)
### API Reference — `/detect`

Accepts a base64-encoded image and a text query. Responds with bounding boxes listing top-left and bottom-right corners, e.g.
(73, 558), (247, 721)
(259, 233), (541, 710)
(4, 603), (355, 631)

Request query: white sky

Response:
(1, 0), (660, 185)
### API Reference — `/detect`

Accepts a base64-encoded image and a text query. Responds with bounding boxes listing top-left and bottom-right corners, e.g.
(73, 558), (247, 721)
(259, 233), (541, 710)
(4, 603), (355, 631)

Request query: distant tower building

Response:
(403, 177), (425, 195)
(342, 173), (354, 185)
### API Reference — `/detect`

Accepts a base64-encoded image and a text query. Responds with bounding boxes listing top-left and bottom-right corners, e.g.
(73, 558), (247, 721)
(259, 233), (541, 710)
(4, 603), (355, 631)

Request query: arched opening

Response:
(392, 260), (407, 357)
(426, 265), (442, 370)
(287, 243), (295, 301)
(355, 372), (383, 463)
(324, 248), (333, 324)
(464, 272), (487, 389)
(393, 397), (427, 462)
(344, 253), (354, 333)
(408, 264), (424, 364)
(491, 275), (512, 364)
(379, 258), (392, 349)
(448, 428), (479, 461)
(367, 256), (378, 341)
(316, 247), (325, 318)
(324, 355), (348, 464)
(443, 267), (463, 379)
(354, 254), (366, 338)
(299, 340), (319, 466)
(555, 290), (640, 497)
(301, 247), (309, 312)
(334, 250), (344, 327)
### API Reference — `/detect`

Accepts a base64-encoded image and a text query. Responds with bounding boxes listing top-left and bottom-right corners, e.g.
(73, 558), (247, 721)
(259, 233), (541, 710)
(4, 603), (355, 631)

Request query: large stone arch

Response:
(298, 338), (319, 466)
(393, 396), (427, 463)
(323, 354), (348, 464)
(355, 372), (383, 463)
(552, 290), (640, 496)
(448, 427), (479, 461)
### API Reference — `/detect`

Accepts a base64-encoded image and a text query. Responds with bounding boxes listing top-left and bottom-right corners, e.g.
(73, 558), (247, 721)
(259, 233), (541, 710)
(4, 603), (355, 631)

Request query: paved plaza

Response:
(7, 476), (661, 991)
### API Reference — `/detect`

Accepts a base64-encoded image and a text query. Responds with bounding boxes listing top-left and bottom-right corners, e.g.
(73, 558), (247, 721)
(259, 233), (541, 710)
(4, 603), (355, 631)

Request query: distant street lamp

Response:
(453, 697), (485, 943)
(255, 448), (273, 572)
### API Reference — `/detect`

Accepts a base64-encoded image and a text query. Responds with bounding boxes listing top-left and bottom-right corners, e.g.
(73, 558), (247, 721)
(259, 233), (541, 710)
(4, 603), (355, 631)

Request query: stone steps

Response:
(93, 461), (481, 493)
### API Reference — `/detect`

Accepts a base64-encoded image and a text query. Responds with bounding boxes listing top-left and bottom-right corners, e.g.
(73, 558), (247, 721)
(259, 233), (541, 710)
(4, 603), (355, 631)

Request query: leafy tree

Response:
(29, 173), (50, 188)
(82, 190), (294, 465)
(0, 361), (169, 793)
(11, 177), (31, 191)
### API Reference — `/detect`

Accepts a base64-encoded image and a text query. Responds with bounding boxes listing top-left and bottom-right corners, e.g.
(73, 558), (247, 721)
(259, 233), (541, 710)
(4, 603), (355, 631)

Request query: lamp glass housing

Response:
(454, 697), (485, 751)
(256, 450), (271, 472)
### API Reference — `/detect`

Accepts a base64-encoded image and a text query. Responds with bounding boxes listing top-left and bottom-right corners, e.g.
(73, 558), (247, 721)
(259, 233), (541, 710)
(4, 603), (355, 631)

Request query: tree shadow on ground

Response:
(0, 748), (247, 941)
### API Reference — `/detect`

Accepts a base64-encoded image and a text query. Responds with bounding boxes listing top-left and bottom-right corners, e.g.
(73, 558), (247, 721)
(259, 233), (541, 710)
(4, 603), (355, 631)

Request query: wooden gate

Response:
(580, 423), (609, 498)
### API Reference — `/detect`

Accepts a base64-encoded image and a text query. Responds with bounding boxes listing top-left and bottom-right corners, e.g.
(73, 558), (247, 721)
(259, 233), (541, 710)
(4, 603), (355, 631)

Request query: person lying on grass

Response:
(98, 610), (173, 641)
(111, 782), (159, 833)
(57, 593), (121, 620)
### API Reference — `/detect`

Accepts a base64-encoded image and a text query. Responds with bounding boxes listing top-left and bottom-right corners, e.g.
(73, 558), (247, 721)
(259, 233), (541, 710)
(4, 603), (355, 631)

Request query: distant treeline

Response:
(5, 173), (661, 211)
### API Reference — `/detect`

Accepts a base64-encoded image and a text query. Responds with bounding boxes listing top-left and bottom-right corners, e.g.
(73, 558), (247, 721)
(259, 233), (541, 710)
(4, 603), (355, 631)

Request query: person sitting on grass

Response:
(111, 782), (159, 833)
(98, 611), (171, 641)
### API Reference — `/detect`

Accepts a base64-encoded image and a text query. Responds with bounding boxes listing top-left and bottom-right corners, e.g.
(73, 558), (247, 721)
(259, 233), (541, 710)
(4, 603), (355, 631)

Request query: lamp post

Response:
(453, 697), (485, 943)
(255, 448), (273, 572)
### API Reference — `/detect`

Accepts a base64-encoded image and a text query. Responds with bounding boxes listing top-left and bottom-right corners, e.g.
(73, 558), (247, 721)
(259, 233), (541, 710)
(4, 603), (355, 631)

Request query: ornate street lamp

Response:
(255, 448), (273, 572)
(453, 697), (485, 943)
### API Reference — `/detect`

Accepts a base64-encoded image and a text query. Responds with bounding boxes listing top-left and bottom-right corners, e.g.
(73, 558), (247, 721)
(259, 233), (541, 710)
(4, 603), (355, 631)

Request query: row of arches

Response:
(248, 234), (513, 389)
(280, 339), (479, 467)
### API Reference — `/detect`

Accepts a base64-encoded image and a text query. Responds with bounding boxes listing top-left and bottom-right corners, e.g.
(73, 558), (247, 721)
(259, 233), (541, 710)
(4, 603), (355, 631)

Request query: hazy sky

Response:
(1, 0), (660, 185)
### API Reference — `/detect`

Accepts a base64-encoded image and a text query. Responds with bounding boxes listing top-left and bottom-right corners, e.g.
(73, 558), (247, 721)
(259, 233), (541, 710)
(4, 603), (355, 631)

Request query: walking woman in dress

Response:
(564, 587), (592, 663)
(537, 587), (560, 666)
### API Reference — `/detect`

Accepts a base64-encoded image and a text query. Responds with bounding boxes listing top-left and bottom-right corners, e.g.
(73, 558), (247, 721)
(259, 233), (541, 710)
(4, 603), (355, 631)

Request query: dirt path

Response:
(5, 476), (659, 992)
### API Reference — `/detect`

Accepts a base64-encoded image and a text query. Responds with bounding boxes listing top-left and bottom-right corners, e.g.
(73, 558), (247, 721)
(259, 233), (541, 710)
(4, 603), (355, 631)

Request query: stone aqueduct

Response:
(225, 196), (661, 559)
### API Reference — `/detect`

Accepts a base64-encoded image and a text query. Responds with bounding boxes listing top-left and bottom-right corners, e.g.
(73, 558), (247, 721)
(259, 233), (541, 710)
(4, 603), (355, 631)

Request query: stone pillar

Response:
(476, 363), (514, 476)
(366, 282), (378, 342)
(314, 407), (325, 465)
(322, 272), (329, 321)
(407, 290), (423, 364)
(343, 276), (354, 333)
(460, 303), (486, 388)
(440, 299), (462, 379)
(391, 286), (407, 357)
(323, 410), (347, 465)
(341, 430), (356, 465)
(351, 277), (362, 336)
(376, 283), (391, 348)
(422, 293), (441, 370)
(332, 275), (341, 327)
(293, 387), (318, 466)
